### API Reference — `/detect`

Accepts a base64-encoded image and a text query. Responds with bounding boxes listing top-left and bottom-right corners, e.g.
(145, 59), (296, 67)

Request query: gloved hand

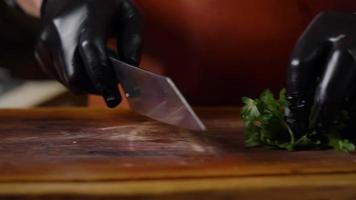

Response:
(35, 0), (143, 108)
(286, 12), (356, 134)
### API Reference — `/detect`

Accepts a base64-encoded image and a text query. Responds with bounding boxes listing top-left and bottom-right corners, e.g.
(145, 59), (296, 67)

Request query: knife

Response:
(110, 56), (207, 131)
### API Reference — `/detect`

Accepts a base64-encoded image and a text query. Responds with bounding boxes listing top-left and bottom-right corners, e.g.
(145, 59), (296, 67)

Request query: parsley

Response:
(241, 89), (355, 152)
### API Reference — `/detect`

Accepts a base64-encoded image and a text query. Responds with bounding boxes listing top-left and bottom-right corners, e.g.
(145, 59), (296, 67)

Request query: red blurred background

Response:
(90, 0), (356, 108)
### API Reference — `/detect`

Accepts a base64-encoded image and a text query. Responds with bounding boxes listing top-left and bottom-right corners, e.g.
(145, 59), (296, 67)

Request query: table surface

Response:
(0, 108), (355, 200)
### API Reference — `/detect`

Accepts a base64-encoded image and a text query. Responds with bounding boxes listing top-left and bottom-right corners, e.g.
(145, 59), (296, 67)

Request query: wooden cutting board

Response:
(0, 108), (355, 200)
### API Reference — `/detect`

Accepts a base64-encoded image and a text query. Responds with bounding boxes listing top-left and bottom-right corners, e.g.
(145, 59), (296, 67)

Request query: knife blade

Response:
(110, 56), (206, 131)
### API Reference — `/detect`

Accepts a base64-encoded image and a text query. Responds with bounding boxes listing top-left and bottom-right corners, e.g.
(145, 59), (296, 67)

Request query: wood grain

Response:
(0, 108), (355, 199)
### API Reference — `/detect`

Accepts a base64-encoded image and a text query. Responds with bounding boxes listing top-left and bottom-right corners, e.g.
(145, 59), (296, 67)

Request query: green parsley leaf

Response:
(241, 89), (355, 153)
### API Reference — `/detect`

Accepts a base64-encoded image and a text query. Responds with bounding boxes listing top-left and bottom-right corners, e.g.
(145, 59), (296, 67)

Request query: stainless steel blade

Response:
(110, 56), (206, 131)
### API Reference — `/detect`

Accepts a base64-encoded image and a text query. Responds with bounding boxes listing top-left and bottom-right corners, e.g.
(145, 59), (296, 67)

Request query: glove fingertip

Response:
(119, 42), (143, 67)
(103, 90), (122, 108)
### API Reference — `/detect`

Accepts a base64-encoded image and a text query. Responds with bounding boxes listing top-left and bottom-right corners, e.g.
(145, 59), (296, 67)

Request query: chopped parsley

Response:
(241, 89), (355, 152)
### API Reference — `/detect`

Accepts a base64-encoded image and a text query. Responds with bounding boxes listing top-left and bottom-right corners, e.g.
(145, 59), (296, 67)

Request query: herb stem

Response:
(282, 120), (295, 144)
(266, 108), (295, 146)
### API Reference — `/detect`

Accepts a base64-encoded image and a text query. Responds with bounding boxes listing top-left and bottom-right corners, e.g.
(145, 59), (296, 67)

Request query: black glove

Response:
(286, 12), (356, 134)
(35, 0), (143, 108)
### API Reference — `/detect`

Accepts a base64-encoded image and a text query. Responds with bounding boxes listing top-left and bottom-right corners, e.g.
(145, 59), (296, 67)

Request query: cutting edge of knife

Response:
(165, 77), (207, 131)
